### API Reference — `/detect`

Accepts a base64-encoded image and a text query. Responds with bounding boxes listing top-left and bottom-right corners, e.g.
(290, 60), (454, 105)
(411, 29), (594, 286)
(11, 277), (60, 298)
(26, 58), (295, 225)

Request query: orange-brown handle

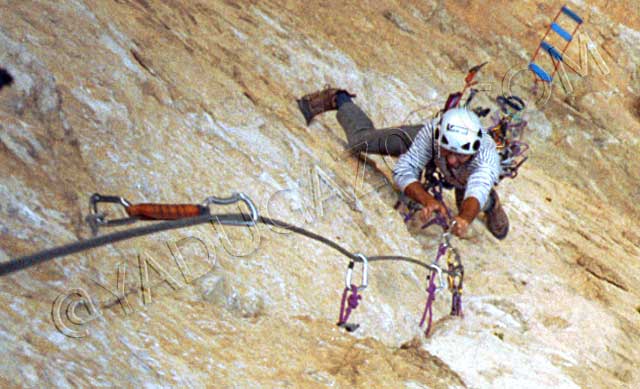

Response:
(126, 203), (206, 220)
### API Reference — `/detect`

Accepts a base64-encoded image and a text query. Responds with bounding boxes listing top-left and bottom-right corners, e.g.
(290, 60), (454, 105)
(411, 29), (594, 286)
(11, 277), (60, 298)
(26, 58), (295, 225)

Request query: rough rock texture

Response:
(1, 0), (639, 387)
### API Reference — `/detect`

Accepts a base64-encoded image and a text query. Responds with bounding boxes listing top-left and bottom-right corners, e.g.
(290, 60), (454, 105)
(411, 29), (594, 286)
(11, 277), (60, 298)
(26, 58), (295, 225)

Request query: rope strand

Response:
(1, 214), (441, 276)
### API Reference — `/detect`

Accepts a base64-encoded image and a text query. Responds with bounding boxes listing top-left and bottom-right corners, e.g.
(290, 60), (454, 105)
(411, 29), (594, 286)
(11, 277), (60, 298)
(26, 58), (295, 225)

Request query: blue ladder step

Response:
(561, 5), (583, 24)
(541, 41), (563, 61)
(529, 62), (553, 82)
(551, 22), (573, 42)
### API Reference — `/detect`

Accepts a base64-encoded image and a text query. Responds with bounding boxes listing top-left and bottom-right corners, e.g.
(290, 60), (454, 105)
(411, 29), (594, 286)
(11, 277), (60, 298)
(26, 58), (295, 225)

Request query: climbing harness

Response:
(419, 221), (464, 336)
(337, 253), (368, 332)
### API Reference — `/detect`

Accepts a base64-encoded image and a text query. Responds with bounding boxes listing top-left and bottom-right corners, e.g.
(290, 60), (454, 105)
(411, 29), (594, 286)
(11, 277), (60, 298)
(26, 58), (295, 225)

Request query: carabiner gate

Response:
(441, 219), (457, 247)
(85, 193), (135, 235)
(345, 253), (368, 290)
(426, 263), (446, 292)
(202, 192), (259, 226)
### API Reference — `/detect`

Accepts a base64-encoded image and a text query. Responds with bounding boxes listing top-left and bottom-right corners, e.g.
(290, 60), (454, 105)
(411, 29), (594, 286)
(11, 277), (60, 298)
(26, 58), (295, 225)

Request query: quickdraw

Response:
(86, 192), (259, 235)
(337, 253), (368, 332)
(419, 222), (464, 336)
(419, 243), (447, 336)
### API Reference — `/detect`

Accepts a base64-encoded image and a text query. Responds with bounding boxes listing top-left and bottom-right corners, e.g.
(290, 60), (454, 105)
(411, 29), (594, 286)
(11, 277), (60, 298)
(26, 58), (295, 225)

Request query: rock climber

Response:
(296, 87), (509, 240)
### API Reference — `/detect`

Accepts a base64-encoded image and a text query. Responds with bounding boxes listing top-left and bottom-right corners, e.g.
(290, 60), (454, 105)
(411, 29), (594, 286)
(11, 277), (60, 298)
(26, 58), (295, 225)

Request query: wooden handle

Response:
(126, 203), (206, 220)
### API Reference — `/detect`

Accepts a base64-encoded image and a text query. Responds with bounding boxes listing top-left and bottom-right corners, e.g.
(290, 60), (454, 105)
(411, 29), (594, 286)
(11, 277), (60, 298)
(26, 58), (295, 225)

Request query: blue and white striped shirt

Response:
(392, 118), (501, 209)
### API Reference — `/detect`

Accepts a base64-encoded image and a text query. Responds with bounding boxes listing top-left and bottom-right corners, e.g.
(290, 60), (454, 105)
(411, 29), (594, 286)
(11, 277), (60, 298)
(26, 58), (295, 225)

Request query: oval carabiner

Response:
(441, 219), (457, 247)
(202, 192), (259, 226)
(89, 194), (132, 215)
(345, 253), (368, 291)
(86, 194), (135, 235)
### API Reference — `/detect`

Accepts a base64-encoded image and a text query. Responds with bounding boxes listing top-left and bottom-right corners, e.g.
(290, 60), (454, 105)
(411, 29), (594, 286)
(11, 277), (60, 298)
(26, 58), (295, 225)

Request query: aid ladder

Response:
(528, 5), (583, 84)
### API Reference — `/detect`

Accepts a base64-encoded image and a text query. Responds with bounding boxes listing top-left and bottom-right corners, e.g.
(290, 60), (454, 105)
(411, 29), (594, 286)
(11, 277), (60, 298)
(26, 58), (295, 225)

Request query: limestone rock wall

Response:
(1, 0), (639, 387)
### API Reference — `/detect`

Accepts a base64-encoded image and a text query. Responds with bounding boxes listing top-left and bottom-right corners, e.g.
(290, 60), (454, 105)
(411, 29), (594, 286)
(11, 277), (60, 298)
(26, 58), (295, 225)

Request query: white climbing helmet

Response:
(435, 108), (484, 155)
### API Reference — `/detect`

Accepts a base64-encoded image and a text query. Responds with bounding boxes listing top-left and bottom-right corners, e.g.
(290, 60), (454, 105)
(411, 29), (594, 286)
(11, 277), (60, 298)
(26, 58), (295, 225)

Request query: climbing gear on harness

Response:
(443, 92), (463, 112)
(297, 87), (356, 125)
(497, 95), (526, 113)
(337, 253), (368, 332)
(435, 108), (484, 155)
(463, 62), (488, 93)
(419, 221), (464, 336)
(394, 66), (527, 233)
(437, 64), (529, 177)
(465, 90), (491, 118)
(488, 95), (529, 179)
(443, 61), (488, 112)
(485, 189), (509, 240)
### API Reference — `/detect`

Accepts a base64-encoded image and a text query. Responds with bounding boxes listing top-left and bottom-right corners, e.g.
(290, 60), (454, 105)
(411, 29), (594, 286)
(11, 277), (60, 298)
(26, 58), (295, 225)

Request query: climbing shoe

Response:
(485, 189), (509, 240)
(296, 87), (356, 125)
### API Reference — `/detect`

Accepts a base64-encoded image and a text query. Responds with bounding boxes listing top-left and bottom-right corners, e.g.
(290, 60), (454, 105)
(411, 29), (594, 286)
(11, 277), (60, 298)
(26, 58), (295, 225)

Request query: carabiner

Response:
(446, 249), (463, 291)
(426, 263), (446, 292)
(85, 193), (136, 235)
(202, 192), (259, 226)
(345, 253), (368, 291)
(497, 95), (525, 114)
(441, 219), (457, 247)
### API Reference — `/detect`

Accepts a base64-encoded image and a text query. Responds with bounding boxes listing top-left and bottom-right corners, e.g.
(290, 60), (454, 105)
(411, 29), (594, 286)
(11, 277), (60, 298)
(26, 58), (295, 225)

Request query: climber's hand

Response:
(451, 216), (470, 238)
(419, 196), (448, 223)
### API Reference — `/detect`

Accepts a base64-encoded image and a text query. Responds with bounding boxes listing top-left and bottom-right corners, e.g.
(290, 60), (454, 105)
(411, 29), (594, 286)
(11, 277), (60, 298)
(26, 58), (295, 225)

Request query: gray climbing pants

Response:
(336, 101), (422, 156)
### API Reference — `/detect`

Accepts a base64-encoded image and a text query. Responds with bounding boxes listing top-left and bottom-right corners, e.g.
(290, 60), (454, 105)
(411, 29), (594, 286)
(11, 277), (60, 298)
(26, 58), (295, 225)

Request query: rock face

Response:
(1, 0), (639, 387)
